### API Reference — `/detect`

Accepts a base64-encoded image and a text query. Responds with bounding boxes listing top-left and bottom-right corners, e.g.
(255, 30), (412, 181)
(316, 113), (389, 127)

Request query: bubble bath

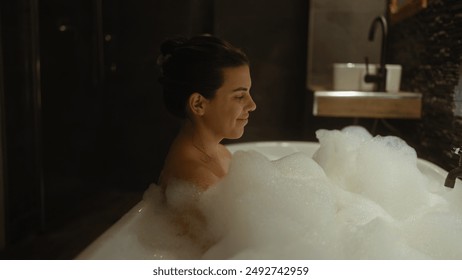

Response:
(77, 126), (462, 259)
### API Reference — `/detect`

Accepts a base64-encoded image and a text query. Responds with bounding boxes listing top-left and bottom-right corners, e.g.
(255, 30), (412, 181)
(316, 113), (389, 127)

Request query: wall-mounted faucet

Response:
(364, 16), (388, 92)
(444, 146), (462, 188)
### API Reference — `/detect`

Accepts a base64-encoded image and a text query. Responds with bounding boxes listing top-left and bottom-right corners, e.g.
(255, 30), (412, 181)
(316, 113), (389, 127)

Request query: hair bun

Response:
(160, 36), (187, 55)
(157, 36), (188, 67)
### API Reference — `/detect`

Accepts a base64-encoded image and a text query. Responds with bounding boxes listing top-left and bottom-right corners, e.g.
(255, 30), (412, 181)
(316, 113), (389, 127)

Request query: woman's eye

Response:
(236, 94), (245, 100)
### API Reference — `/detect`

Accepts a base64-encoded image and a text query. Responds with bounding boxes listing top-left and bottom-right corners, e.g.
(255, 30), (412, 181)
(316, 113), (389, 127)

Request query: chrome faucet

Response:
(444, 147), (462, 188)
(364, 16), (388, 92)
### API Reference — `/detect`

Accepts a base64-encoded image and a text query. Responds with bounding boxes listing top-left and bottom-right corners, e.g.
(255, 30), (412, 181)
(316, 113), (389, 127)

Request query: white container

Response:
(385, 64), (402, 92)
(333, 63), (402, 92)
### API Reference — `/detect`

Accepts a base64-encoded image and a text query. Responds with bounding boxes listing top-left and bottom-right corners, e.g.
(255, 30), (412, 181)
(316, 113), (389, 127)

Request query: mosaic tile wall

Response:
(388, 0), (462, 170)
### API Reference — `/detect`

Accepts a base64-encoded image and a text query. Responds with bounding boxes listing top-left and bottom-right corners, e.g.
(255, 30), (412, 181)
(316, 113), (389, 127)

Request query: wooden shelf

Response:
(313, 91), (422, 119)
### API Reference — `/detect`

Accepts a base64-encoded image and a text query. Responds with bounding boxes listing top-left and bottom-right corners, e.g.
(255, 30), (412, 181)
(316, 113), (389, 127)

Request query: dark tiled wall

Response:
(388, 0), (462, 170)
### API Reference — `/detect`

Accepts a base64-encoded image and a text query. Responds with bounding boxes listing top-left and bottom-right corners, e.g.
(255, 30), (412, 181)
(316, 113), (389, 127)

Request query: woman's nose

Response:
(247, 95), (257, 112)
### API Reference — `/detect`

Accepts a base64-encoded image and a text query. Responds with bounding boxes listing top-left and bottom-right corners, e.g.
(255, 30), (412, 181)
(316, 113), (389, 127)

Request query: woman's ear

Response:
(188, 92), (208, 116)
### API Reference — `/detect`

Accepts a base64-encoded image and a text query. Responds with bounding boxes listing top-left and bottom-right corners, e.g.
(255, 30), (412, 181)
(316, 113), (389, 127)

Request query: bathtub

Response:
(76, 141), (452, 260)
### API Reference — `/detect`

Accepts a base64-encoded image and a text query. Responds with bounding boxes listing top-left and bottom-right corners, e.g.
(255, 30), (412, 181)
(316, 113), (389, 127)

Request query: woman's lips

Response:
(237, 118), (249, 124)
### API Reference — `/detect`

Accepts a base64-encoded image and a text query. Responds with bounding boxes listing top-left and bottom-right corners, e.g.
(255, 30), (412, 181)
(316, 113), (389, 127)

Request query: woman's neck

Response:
(179, 120), (222, 160)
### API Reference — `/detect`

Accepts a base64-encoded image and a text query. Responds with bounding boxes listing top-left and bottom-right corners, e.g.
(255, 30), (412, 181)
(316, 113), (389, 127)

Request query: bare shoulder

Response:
(186, 163), (220, 188)
(161, 148), (220, 189)
(160, 142), (232, 189)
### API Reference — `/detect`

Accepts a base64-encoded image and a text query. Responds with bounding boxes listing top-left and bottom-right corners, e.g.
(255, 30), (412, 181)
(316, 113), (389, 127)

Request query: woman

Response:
(157, 35), (257, 190)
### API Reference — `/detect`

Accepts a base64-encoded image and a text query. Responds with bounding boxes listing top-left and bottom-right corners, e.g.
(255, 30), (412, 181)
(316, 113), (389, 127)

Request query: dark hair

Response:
(157, 35), (249, 118)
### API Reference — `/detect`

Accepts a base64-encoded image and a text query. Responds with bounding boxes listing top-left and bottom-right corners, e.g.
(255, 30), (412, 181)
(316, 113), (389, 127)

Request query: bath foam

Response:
(199, 151), (339, 259)
(134, 184), (204, 259)
(137, 126), (462, 259)
(313, 127), (444, 220)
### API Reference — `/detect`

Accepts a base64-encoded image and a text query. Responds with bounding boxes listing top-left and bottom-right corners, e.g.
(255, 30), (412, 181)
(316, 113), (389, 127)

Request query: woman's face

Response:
(202, 65), (256, 139)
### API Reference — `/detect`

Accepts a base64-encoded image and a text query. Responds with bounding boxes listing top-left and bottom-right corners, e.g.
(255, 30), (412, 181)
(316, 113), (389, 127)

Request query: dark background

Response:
(0, 0), (461, 259)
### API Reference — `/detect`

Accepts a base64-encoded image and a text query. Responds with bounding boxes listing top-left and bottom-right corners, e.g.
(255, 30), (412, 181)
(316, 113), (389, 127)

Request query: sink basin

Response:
(313, 91), (422, 119)
(333, 63), (402, 92)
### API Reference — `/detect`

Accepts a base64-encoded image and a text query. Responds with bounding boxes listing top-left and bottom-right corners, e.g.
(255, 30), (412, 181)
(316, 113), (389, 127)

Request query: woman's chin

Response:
(226, 129), (245, 140)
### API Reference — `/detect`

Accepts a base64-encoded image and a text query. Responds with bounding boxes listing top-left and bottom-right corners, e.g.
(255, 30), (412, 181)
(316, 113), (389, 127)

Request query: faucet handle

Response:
(450, 146), (462, 167)
(451, 146), (462, 156)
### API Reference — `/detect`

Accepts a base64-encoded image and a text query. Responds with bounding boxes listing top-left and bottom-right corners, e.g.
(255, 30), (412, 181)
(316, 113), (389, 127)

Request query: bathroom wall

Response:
(0, 13), (5, 250)
(0, 135), (5, 251)
(388, 0), (462, 170)
(0, 0), (44, 245)
(307, 0), (386, 89)
(0, 138), (4, 251)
